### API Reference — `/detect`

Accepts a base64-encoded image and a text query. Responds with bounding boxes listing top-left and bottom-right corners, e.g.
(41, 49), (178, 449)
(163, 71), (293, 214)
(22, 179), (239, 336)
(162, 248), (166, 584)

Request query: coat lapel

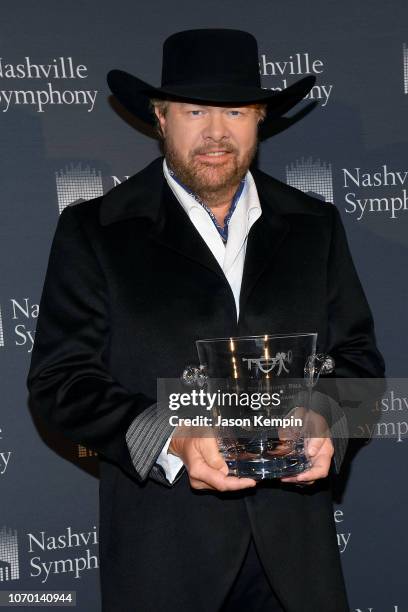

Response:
(100, 155), (226, 281)
(239, 199), (289, 315)
(149, 180), (227, 281)
(239, 164), (328, 314)
(99, 156), (323, 314)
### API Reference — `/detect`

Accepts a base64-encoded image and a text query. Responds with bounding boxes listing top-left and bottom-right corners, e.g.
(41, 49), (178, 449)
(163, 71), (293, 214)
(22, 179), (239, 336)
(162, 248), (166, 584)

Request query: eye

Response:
(189, 109), (205, 116)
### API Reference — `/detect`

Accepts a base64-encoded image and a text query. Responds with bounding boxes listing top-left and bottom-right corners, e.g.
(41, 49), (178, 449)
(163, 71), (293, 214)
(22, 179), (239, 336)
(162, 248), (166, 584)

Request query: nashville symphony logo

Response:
(55, 165), (128, 213)
(0, 527), (19, 581)
(0, 57), (97, 113)
(286, 157), (408, 221)
(334, 509), (351, 555)
(0, 426), (12, 477)
(0, 525), (98, 583)
(56, 164), (104, 214)
(0, 298), (37, 352)
(342, 165), (408, 221)
(286, 157), (334, 202)
(259, 52), (333, 107)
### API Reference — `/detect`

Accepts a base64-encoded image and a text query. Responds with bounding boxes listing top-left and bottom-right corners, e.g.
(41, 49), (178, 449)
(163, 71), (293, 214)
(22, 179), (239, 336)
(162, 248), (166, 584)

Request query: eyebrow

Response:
(180, 104), (248, 110)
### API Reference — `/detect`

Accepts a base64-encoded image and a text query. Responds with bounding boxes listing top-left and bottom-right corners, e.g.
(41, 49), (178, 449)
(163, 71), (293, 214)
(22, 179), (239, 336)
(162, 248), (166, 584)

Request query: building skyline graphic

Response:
(56, 164), (104, 214)
(285, 157), (334, 203)
(403, 43), (408, 94)
(0, 527), (19, 581)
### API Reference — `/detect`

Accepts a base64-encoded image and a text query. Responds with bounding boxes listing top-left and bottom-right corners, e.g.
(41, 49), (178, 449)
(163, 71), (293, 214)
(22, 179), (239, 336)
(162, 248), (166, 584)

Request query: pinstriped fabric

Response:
(125, 403), (185, 485)
(149, 463), (185, 486)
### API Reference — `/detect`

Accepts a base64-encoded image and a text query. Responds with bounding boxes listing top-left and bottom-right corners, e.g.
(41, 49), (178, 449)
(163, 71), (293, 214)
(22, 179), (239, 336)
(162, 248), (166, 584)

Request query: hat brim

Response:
(107, 69), (316, 128)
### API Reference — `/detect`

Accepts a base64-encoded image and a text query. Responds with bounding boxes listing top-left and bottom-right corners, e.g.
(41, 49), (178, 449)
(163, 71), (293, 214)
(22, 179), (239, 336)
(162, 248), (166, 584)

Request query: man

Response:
(26, 29), (384, 612)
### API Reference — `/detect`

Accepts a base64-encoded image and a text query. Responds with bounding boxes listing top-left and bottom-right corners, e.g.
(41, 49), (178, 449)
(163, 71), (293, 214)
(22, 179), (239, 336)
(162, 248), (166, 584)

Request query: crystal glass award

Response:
(182, 333), (334, 479)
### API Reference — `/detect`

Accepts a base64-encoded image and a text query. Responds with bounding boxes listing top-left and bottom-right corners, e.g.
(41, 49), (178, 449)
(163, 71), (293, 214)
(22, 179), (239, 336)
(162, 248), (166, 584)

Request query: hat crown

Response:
(161, 29), (261, 89)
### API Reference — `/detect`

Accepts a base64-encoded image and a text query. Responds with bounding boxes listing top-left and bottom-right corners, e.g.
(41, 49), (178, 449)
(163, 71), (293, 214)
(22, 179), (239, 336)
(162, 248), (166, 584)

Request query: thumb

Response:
(200, 438), (227, 471)
(306, 437), (321, 457)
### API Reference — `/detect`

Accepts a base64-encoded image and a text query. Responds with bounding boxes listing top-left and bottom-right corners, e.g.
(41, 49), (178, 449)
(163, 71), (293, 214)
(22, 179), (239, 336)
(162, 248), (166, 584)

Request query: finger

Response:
(189, 478), (217, 490)
(196, 470), (257, 491)
(190, 475), (257, 491)
(281, 440), (333, 483)
(190, 476), (256, 491)
(189, 461), (256, 491)
(281, 460), (330, 483)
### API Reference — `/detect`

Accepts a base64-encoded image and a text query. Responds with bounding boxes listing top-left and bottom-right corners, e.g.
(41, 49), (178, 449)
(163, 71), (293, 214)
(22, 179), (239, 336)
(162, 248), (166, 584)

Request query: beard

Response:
(163, 136), (258, 204)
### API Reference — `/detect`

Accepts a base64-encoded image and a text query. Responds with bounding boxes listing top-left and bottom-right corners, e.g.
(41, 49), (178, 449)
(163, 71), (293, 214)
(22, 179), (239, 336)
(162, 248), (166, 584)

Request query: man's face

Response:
(155, 102), (262, 199)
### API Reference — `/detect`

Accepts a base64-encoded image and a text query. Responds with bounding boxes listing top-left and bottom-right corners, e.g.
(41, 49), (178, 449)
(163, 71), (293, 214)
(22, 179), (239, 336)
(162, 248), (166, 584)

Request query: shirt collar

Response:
(163, 157), (261, 233)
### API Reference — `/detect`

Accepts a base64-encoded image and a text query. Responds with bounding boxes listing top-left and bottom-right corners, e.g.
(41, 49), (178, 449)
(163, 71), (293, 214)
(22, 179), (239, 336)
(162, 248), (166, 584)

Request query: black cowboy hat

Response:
(107, 28), (317, 136)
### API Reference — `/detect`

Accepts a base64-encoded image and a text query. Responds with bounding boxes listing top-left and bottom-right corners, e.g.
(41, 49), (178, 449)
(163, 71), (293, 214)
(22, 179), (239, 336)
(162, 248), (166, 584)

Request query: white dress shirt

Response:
(156, 157), (262, 483)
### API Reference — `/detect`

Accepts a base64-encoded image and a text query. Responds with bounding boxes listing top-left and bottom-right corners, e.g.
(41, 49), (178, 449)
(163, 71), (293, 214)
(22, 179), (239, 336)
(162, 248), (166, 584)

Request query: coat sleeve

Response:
(26, 203), (174, 484)
(126, 412), (185, 486)
(316, 204), (386, 473)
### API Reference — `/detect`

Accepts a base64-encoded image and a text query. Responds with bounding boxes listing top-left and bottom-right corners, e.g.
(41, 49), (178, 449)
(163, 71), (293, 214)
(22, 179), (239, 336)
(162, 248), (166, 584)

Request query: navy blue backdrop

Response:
(0, 2), (406, 610)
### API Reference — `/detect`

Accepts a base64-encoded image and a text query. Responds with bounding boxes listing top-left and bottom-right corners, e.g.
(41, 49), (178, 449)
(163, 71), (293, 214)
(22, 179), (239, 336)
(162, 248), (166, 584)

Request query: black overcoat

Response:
(26, 155), (385, 612)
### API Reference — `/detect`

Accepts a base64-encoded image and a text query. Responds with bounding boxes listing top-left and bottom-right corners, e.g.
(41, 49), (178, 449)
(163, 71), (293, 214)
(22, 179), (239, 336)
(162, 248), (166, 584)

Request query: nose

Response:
(202, 110), (229, 142)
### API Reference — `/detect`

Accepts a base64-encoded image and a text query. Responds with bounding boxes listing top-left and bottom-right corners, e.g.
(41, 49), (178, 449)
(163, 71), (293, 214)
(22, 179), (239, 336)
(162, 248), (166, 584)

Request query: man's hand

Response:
(168, 433), (257, 492)
(280, 436), (334, 485)
(279, 409), (334, 486)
